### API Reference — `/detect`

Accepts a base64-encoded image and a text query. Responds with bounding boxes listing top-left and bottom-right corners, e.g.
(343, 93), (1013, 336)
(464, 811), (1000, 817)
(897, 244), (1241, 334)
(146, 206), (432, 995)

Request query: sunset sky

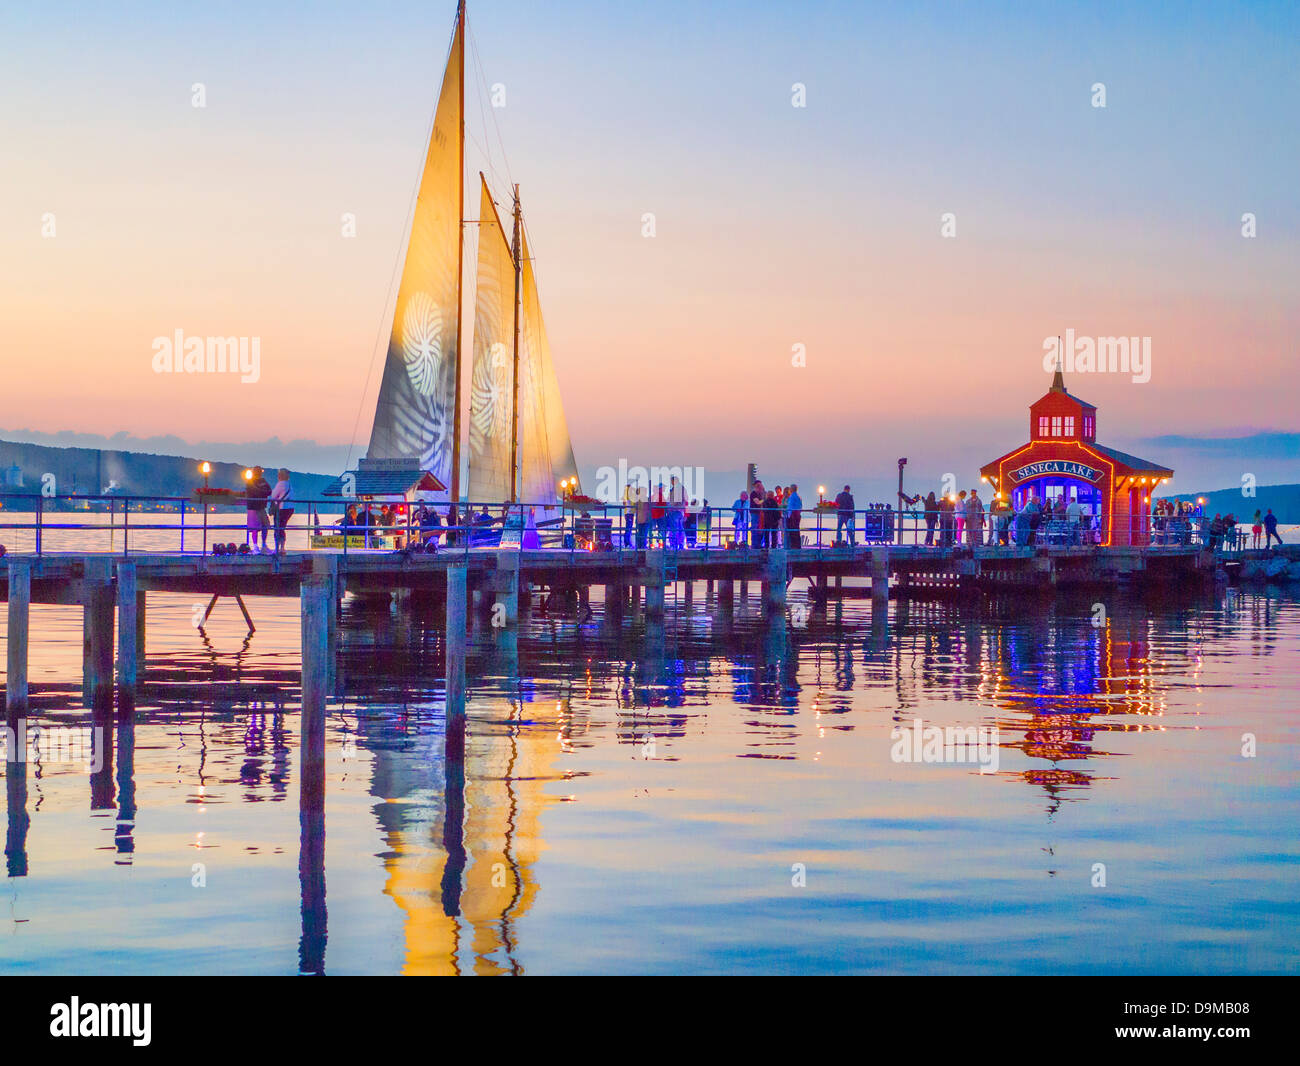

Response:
(1, 0), (1296, 499)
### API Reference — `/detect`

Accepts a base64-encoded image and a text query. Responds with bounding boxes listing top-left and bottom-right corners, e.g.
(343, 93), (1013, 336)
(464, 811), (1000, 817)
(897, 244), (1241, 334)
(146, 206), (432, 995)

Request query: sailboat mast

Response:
(450, 0), (467, 504)
(509, 184), (523, 502)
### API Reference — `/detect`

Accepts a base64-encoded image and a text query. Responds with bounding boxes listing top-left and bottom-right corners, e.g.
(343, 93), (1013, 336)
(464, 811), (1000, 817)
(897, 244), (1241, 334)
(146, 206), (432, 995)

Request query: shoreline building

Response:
(980, 369), (1172, 546)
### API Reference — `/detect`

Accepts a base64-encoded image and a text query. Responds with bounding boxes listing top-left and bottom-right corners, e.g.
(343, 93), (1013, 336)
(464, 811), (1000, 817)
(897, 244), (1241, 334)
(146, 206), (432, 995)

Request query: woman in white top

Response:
(270, 469), (293, 554)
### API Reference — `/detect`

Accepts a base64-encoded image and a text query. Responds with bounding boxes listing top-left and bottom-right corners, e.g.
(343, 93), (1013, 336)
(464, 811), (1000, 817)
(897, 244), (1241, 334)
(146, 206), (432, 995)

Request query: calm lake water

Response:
(1, 571), (1297, 976)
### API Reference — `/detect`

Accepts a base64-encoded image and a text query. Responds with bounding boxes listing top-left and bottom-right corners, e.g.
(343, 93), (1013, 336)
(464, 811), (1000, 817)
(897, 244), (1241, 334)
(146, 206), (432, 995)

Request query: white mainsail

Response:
(366, 4), (464, 491)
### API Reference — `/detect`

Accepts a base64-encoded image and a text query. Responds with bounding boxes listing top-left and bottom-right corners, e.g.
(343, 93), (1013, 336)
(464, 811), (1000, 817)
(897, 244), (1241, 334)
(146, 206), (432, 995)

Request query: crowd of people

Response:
(620, 477), (713, 548)
(233, 471), (1285, 557)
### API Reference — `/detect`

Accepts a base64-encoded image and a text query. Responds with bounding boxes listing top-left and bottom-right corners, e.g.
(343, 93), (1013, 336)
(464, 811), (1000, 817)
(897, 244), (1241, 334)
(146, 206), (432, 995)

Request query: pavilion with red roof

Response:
(980, 369), (1173, 546)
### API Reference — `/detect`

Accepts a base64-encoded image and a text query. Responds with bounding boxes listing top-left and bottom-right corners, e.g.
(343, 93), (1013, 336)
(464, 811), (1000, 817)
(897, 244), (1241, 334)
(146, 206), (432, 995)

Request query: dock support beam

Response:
(495, 554), (520, 626)
(300, 576), (330, 802)
(82, 557), (114, 709)
(872, 547), (890, 610)
(116, 562), (138, 701)
(718, 578), (734, 614)
(764, 550), (788, 613)
(644, 551), (666, 618)
(445, 566), (467, 722)
(6, 560), (30, 713)
(603, 582), (625, 619)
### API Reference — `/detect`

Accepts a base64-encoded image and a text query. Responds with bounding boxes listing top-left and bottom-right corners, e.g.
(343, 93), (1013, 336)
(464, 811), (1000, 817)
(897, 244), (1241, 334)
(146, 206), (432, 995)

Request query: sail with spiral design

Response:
(467, 176), (514, 504)
(366, 5), (463, 488)
(362, 1), (581, 507)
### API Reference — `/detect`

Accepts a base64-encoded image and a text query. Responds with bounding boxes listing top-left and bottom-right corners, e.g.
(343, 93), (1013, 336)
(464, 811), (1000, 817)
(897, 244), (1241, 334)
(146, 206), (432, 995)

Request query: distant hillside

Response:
(0, 438), (338, 502)
(1156, 484), (1300, 523)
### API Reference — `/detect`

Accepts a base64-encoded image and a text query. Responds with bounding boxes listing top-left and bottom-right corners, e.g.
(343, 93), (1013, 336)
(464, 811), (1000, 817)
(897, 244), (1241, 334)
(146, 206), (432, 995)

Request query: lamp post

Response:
(200, 461), (211, 555)
(897, 458), (908, 544)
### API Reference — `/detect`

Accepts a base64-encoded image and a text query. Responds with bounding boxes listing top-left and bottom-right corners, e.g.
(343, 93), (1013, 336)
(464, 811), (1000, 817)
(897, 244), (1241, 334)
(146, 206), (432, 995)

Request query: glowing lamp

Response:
(200, 461), (211, 475)
(243, 469), (253, 481)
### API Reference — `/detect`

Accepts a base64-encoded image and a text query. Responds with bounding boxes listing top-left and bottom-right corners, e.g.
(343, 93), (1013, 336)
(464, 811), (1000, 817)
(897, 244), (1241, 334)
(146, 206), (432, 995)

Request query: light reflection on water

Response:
(1, 582), (1298, 974)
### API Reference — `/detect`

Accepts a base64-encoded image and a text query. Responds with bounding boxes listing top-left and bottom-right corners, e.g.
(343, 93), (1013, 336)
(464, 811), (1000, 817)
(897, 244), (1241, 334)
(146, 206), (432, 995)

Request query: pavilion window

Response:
(1038, 416), (1049, 437)
(1064, 416), (1075, 437)
(1051, 416), (1062, 437)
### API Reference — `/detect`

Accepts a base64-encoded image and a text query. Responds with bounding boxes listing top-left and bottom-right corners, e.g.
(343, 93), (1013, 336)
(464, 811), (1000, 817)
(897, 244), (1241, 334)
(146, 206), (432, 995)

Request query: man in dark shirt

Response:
(245, 466), (272, 553)
(834, 485), (855, 545)
(1264, 508), (1282, 549)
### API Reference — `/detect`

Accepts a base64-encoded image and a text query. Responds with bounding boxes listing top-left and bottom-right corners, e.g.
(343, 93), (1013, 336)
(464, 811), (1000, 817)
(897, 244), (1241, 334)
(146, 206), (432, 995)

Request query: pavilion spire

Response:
(1051, 336), (1065, 392)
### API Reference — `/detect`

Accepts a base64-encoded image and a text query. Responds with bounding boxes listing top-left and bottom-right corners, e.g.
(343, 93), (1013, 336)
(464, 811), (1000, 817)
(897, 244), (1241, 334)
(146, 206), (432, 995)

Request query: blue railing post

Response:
(35, 494), (43, 556)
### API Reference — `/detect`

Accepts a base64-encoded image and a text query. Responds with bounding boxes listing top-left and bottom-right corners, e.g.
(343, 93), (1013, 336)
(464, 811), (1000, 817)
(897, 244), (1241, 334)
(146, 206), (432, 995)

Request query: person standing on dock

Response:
(245, 466), (272, 553)
(731, 489), (748, 548)
(622, 482), (636, 547)
(750, 481), (765, 548)
(1251, 510), (1263, 549)
(1066, 495), (1083, 545)
(762, 489), (779, 547)
(1013, 497), (1030, 547)
(1024, 494), (1043, 546)
(1264, 508), (1282, 549)
(785, 485), (803, 548)
(835, 485), (856, 545)
(635, 486), (651, 548)
(939, 494), (955, 547)
(923, 492), (938, 546)
(668, 476), (687, 549)
(992, 494), (1011, 545)
(270, 468), (294, 555)
(966, 489), (984, 546)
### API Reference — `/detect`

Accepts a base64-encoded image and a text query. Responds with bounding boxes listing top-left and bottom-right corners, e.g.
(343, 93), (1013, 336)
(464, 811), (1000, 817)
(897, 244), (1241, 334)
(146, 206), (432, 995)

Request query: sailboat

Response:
(363, 0), (580, 512)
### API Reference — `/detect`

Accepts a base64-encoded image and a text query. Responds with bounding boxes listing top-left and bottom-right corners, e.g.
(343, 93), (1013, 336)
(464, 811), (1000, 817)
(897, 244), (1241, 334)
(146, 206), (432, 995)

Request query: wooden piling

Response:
(496, 553), (520, 625)
(764, 549), (788, 613)
(115, 562), (138, 698)
(6, 560), (30, 713)
(82, 557), (114, 708)
(300, 575), (330, 807)
(445, 565), (467, 722)
(603, 582), (625, 617)
(644, 551), (666, 617)
(872, 546), (890, 609)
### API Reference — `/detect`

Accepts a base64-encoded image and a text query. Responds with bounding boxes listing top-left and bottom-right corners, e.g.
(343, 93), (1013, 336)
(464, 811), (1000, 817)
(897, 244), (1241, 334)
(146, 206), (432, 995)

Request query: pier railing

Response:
(0, 492), (1265, 559)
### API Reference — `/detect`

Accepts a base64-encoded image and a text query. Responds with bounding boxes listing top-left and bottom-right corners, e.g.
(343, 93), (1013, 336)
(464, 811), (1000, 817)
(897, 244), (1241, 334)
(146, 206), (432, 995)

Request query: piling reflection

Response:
(4, 712), (29, 878)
